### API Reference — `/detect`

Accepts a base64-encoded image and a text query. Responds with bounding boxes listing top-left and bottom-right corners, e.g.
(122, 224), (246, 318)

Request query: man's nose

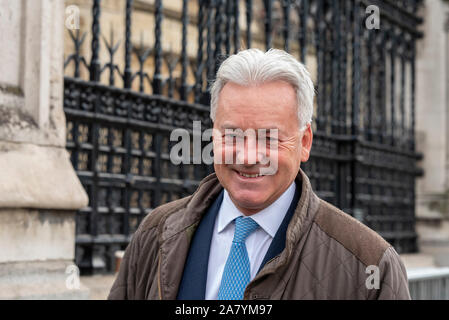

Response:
(235, 137), (258, 165)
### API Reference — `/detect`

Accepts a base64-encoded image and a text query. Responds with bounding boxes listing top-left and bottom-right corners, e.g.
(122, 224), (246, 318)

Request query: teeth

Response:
(238, 172), (263, 178)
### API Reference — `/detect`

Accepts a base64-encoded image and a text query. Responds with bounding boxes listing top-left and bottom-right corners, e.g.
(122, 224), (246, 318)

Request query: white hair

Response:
(210, 48), (315, 130)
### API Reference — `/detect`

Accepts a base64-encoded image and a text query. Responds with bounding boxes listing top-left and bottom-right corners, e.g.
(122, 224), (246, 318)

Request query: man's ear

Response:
(300, 124), (313, 162)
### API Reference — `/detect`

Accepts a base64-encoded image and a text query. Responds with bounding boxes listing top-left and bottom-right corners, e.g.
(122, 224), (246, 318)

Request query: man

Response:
(108, 49), (410, 300)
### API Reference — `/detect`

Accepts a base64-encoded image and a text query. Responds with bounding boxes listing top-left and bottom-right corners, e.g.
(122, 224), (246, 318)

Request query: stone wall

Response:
(0, 0), (89, 299)
(415, 0), (449, 266)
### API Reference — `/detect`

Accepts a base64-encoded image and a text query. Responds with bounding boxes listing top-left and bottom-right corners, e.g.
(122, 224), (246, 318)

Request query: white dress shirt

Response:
(205, 182), (296, 300)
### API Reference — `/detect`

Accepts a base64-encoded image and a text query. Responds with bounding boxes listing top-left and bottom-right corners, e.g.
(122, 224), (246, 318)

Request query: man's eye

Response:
(225, 134), (245, 139)
(259, 137), (277, 142)
(223, 134), (236, 144)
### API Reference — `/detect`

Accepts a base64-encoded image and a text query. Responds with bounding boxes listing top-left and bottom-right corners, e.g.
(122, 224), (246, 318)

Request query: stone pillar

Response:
(0, 0), (89, 298)
(415, 0), (449, 267)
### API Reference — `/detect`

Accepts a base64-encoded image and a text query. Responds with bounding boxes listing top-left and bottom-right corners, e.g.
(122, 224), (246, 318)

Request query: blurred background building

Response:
(0, 0), (448, 299)
(415, 0), (449, 268)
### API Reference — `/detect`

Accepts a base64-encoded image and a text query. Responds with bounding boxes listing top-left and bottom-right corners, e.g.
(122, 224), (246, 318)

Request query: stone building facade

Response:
(414, 0), (449, 267)
(0, 0), (89, 298)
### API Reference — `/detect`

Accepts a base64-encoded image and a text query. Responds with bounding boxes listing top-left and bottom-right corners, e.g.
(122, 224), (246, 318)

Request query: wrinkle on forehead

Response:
(214, 81), (300, 137)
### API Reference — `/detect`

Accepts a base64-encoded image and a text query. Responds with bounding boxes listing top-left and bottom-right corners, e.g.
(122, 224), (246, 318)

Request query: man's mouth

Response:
(234, 170), (267, 179)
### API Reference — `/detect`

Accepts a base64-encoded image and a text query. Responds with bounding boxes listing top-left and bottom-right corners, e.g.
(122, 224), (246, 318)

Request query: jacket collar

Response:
(159, 173), (223, 243)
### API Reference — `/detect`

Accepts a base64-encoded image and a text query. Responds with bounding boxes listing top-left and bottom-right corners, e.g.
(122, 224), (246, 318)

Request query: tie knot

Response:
(233, 216), (259, 243)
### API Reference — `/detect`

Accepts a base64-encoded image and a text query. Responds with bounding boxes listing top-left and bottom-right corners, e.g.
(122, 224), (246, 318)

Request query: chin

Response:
(229, 189), (269, 210)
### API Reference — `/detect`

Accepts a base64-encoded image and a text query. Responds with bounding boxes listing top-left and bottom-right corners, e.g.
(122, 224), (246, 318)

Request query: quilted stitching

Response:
(291, 223), (372, 299)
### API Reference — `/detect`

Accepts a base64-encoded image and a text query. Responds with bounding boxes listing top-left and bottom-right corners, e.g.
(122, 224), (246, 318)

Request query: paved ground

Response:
(80, 274), (117, 300)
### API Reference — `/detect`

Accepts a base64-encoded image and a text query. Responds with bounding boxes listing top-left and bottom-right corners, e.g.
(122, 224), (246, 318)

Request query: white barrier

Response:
(407, 268), (449, 300)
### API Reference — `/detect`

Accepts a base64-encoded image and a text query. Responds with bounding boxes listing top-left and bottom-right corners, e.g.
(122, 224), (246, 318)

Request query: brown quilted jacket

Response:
(108, 169), (411, 300)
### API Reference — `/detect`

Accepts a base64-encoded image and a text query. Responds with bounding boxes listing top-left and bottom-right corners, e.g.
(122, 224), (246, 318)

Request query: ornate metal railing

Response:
(64, 0), (423, 273)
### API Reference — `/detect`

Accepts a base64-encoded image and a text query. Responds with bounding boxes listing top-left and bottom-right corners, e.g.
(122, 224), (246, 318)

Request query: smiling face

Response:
(213, 81), (313, 215)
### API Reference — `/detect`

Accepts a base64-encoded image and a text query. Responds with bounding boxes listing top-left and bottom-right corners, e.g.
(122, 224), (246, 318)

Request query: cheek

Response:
(277, 147), (302, 171)
(213, 142), (234, 164)
(214, 164), (233, 179)
(213, 142), (235, 155)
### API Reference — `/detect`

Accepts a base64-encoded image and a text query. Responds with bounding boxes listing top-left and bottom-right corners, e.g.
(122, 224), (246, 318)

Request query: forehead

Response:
(215, 81), (298, 131)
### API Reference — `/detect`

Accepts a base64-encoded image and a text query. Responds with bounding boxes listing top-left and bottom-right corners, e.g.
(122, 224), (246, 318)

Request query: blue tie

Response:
(218, 216), (260, 300)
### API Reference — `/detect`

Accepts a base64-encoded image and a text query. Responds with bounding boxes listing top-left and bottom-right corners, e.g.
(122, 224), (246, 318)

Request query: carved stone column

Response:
(0, 0), (89, 298)
(415, 0), (449, 267)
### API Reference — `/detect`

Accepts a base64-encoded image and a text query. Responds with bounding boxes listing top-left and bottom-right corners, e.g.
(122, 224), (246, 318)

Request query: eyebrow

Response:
(219, 123), (280, 132)
(219, 122), (241, 130)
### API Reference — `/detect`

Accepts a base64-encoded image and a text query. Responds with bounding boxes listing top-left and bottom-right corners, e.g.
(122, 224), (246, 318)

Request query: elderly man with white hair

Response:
(108, 49), (410, 300)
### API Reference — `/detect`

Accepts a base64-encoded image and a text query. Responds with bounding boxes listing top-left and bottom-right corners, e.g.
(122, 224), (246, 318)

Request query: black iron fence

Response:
(64, 0), (423, 274)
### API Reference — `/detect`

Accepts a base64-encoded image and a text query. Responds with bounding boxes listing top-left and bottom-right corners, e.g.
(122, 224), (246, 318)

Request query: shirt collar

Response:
(217, 182), (296, 238)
